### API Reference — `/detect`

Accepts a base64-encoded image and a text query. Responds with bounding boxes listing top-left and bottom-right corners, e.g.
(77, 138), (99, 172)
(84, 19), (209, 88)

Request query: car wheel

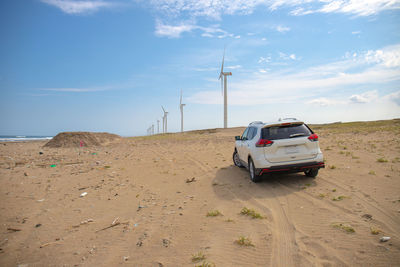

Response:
(305, 168), (319, 178)
(249, 158), (261, 183)
(233, 150), (244, 168)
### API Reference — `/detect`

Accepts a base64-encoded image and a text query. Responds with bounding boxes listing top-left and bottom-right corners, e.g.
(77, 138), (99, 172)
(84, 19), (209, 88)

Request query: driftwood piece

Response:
(95, 218), (129, 233)
(40, 240), (60, 248)
(7, 228), (21, 232)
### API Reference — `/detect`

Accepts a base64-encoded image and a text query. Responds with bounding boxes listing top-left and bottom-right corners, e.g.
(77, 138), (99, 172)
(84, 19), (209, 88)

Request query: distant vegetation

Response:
(310, 119), (400, 133)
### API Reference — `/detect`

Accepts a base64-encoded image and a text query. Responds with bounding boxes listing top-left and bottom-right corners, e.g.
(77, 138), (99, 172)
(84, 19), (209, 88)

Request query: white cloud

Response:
(290, 7), (314, 16)
(155, 21), (236, 38)
(275, 25), (291, 33)
(364, 45), (400, 67)
(279, 52), (298, 60)
(258, 56), (271, 63)
(349, 90), (378, 103)
(40, 0), (114, 14)
(201, 33), (213, 38)
(188, 44), (400, 106)
(383, 90), (400, 105)
(226, 65), (242, 69)
(307, 97), (345, 106)
(148, 0), (400, 19)
(289, 0), (400, 16)
(155, 21), (195, 38)
(352, 31), (361, 35)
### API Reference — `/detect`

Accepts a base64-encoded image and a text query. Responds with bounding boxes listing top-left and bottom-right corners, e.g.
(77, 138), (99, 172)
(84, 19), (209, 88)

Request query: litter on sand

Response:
(80, 192), (88, 197)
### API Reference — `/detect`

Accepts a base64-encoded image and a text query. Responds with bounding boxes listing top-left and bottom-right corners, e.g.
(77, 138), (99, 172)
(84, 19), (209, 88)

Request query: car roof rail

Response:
(249, 121), (263, 125)
(278, 118), (298, 121)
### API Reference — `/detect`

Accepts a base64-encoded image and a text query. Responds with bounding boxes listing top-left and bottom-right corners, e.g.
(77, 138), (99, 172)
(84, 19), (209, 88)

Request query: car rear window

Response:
(261, 124), (312, 140)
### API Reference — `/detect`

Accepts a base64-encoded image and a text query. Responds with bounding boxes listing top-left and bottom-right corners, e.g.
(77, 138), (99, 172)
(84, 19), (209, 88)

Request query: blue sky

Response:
(0, 0), (399, 136)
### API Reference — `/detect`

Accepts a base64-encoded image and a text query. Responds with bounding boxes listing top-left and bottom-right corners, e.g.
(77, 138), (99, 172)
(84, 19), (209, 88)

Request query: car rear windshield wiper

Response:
(289, 133), (305, 138)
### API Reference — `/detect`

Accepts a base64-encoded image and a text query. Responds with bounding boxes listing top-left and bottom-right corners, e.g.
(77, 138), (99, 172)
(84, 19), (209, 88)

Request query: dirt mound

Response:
(44, 132), (121, 148)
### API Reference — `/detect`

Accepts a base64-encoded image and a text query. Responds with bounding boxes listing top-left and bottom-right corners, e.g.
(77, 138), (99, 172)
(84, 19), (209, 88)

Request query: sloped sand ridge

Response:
(44, 132), (121, 148)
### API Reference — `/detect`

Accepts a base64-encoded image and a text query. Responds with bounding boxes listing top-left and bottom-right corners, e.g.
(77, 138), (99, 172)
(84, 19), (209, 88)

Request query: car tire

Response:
(233, 150), (244, 168)
(305, 168), (319, 178)
(249, 158), (261, 183)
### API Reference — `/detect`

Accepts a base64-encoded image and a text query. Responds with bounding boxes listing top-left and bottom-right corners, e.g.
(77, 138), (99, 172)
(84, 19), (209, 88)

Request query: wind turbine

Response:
(157, 119), (160, 134)
(162, 106), (168, 133)
(180, 89), (186, 133)
(219, 47), (232, 129)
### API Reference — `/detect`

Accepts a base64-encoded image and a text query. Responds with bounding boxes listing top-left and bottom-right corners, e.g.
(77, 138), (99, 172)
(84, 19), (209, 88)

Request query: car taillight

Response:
(308, 134), (318, 142)
(256, 139), (273, 147)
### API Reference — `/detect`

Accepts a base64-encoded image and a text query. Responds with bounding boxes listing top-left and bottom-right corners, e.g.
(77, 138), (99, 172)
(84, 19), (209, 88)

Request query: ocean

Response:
(0, 135), (53, 142)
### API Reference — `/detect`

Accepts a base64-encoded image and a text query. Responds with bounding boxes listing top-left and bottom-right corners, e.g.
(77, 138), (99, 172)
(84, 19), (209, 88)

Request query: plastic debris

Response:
(37, 199), (45, 202)
(380, 236), (391, 242)
(72, 219), (94, 228)
(50, 164), (57, 168)
(80, 192), (88, 197)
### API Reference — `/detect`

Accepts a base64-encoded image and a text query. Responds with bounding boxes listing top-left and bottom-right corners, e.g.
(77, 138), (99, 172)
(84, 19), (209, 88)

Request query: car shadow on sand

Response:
(212, 165), (318, 201)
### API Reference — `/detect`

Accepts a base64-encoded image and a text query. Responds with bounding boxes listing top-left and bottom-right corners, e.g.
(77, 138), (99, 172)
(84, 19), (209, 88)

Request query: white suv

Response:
(233, 119), (324, 182)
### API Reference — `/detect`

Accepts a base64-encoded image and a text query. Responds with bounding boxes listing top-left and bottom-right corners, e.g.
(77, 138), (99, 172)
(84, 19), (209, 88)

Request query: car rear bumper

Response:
(258, 161), (325, 175)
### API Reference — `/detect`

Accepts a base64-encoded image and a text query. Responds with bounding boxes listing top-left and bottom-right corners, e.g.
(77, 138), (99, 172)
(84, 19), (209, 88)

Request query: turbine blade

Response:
(162, 106), (165, 113)
(180, 89), (182, 105)
(221, 47), (225, 74)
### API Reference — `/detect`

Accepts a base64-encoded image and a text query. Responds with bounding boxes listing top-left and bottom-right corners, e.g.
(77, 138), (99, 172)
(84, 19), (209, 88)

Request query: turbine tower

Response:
(180, 89), (186, 133)
(162, 106), (168, 133)
(219, 48), (232, 129)
(157, 119), (160, 134)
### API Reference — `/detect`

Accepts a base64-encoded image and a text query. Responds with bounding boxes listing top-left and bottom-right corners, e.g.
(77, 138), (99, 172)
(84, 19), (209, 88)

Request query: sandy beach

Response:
(0, 120), (399, 266)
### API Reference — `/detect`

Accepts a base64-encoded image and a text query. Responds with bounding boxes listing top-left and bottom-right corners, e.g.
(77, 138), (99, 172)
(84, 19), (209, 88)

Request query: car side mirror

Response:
(235, 136), (241, 141)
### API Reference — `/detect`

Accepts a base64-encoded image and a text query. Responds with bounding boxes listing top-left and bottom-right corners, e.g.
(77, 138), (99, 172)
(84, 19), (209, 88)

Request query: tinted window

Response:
(262, 124), (312, 140)
(247, 127), (257, 140)
(241, 128), (249, 140)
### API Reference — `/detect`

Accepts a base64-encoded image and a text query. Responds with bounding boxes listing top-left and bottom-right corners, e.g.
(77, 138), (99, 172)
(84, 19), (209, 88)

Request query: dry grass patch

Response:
(206, 210), (222, 217)
(235, 236), (255, 247)
(240, 207), (264, 219)
(191, 251), (206, 262)
(377, 158), (388, 163)
(370, 227), (381, 235)
(331, 223), (355, 233)
(194, 261), (215, 267)
(332, 195), (347, 201)
(369, 170), (376, 175)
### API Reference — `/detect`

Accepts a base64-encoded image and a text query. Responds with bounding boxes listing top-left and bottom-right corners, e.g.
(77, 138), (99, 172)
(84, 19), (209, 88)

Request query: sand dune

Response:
(0, 120), (399, 266)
